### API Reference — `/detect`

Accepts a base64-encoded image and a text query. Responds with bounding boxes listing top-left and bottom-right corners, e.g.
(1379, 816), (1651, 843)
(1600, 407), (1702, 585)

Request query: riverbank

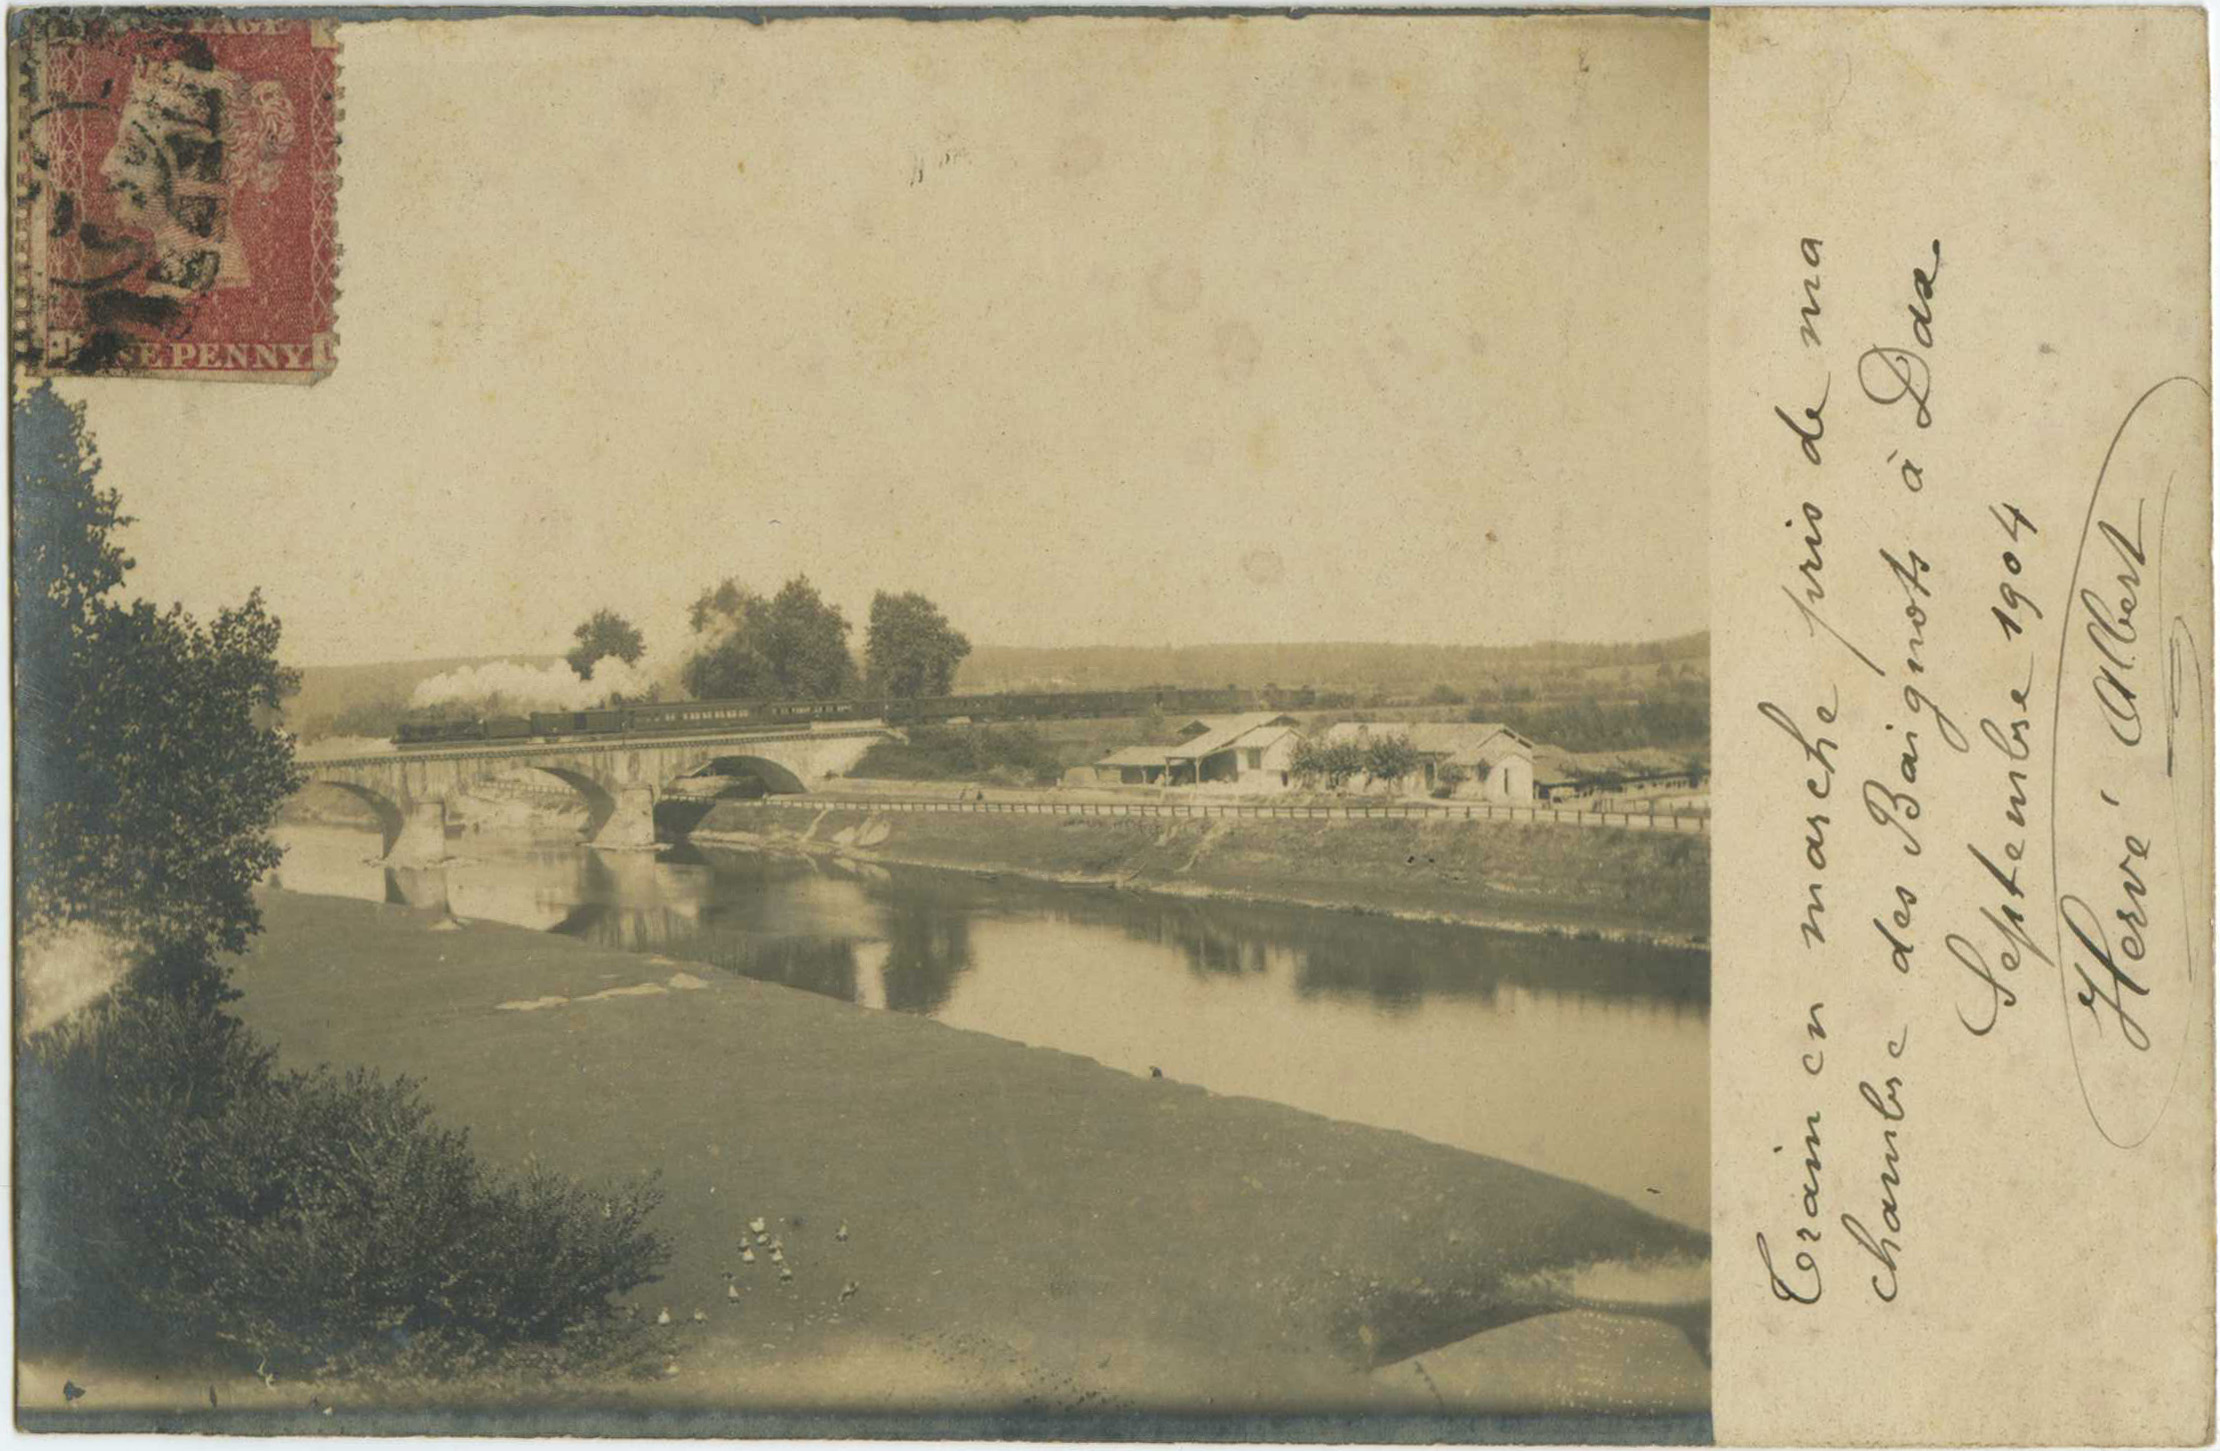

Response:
(685, 801), (1709, 948)
(23, 890), (1707, 1427)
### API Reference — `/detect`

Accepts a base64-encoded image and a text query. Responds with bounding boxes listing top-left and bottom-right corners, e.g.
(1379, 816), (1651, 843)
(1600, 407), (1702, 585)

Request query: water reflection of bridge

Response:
(287, 827), (1705, 1023)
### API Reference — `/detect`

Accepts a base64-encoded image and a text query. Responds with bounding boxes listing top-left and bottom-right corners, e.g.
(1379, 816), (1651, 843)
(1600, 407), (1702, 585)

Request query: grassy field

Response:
(691, 804), (1710, 946)
(28, 890), (1708, 1426)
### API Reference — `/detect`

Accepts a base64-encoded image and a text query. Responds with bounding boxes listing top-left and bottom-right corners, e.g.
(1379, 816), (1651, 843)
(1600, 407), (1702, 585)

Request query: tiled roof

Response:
(1098, 745), (1177, 767)
(1167, 713), (1300, 759)
(1323, 720), (1534, 763)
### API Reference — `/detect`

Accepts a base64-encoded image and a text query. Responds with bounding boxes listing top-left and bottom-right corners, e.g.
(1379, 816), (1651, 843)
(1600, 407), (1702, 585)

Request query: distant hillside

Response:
(286, 654), (563, 740)
(952, 634), (1710, 700)
(288, 632), (1709, 740)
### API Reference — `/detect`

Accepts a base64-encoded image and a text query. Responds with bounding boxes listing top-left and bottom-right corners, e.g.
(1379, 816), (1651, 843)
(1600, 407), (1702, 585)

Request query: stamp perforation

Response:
(11, 12), (342, 385)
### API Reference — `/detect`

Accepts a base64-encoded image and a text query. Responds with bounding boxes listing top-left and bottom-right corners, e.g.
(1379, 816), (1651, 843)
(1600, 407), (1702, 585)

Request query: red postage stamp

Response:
(12, 14), (340, 382)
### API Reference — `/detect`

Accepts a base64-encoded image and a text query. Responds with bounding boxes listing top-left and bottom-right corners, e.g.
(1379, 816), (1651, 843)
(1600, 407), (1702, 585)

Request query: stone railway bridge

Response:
(296, 725), (895, 865)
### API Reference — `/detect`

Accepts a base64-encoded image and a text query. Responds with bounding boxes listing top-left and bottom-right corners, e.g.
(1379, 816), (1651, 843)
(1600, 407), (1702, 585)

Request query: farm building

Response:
(1090, 713), (1303, 790)
(1320, 721), (1537, 801)
(1093, 744), (1175, 786)
(1532, 751), (1586, 802)
(1531, 746), (1704, 803)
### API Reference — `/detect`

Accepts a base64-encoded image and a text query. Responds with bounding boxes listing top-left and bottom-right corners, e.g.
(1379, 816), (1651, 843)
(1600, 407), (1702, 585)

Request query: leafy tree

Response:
(565, 608), (645, 682)
(681, 581), (772, 700)
(682, 574), (858, 701)
(13, 387), (301, 1003)
(864, 590), (972, 699)
(1289, 735), (1367, 790)
(756, 575), (858, 699)
(1362, 733), (1422, 789)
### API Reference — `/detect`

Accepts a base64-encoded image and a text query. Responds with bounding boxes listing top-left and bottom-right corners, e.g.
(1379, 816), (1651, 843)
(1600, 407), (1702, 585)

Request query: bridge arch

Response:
(698, 755), (810, 795)
(510, 765), (622, 837)
(293, 779), (409, 857)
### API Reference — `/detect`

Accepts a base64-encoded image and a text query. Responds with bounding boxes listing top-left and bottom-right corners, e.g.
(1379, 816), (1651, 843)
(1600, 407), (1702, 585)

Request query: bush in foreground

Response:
(18, 991), (672, 1383)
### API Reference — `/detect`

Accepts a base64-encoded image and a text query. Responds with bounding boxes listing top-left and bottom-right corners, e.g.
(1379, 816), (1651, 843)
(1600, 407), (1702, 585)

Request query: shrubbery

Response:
(849, 723), (1064, 786)
(18, 992), (671, 1381)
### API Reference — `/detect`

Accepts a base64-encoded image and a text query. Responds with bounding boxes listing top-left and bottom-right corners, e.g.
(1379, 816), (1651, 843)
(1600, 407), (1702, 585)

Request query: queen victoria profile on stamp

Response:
(12, 14), (339, 381)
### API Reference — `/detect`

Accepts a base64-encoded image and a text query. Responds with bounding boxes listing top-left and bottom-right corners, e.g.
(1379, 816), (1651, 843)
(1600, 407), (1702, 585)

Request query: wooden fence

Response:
(753, 794), (1709, 835)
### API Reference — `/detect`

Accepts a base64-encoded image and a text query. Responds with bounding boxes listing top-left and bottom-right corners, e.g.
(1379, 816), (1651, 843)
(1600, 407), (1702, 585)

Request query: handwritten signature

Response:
(2048, 376), (2211, 1149)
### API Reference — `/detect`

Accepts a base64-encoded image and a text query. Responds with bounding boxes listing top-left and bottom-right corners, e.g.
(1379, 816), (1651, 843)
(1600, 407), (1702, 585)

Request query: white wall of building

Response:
(1487, 754), (1534, 801)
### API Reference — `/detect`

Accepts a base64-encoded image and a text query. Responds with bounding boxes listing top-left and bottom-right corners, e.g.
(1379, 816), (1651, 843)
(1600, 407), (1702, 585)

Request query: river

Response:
(271, 821), (1709, 1230)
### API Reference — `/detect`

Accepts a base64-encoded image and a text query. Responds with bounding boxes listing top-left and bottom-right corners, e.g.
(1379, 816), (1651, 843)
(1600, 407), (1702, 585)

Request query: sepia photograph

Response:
(12, 8), (1711, 1437)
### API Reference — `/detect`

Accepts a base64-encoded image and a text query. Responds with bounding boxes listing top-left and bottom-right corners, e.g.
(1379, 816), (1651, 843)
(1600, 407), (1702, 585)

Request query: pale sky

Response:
(57, 13), (1707, 669)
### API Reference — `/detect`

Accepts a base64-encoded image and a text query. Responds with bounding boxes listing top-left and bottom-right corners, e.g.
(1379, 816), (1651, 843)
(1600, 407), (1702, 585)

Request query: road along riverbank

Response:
(75, 889), (1707, 1423)
(681, 801), (1709, 948)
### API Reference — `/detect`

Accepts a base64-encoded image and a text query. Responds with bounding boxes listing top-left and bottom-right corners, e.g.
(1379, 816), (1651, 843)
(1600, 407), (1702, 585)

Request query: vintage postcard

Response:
(5, 3), (2209, 1443)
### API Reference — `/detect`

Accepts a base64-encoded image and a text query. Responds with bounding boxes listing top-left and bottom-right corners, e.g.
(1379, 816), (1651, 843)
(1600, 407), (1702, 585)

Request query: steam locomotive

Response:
(390, 685), (1318, 749)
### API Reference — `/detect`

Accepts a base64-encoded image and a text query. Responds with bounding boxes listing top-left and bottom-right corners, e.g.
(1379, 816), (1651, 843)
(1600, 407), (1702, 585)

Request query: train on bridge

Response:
(391, 685), (1320, 749)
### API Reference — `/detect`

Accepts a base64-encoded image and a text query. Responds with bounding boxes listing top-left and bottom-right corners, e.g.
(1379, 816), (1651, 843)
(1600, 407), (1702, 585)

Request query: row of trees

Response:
(1287, 733), (1423, 791)
(561, 580), (973, 704)
(682, 577), (973, 702)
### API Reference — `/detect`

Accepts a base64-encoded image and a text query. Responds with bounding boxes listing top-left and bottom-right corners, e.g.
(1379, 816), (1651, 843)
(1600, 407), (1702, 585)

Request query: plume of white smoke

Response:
(408, 655), (667, 713)
(18, 922), (136, 1037)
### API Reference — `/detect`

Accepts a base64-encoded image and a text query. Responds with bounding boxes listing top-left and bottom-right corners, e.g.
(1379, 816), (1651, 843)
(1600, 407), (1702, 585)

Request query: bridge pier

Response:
(385, 797), (452, 868)
(589, 785), (660, 851)
(384, 863), (453, 915)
